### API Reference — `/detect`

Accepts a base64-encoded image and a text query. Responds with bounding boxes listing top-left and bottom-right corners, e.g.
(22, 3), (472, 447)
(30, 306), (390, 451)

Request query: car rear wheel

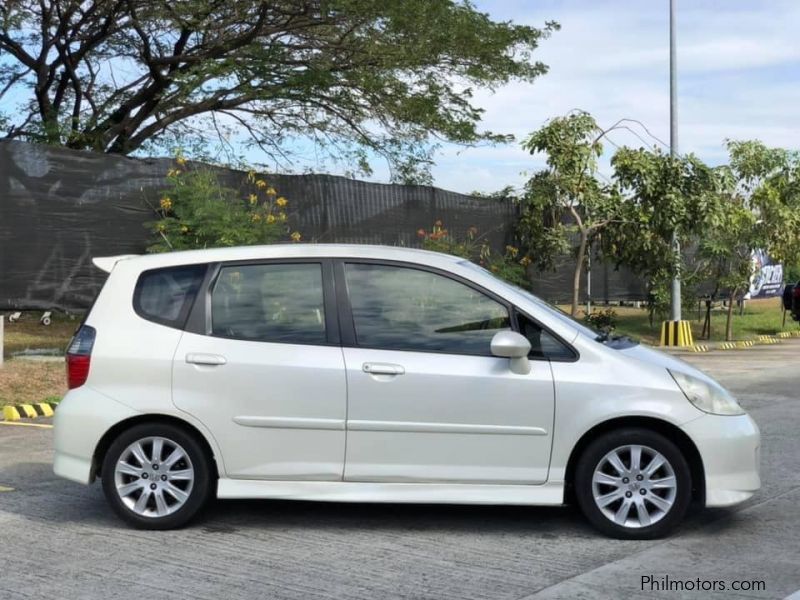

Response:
(575, 428), (692, 539)
(101, 423), (211, 529)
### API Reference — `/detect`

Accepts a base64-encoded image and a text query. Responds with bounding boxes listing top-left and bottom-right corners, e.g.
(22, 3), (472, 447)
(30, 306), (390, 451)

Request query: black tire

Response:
(574, 428), (692, 540)
(101, 423), (211, 530)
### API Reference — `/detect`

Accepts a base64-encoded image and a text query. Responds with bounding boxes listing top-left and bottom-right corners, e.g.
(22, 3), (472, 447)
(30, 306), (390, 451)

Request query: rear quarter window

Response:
(133, 264), (207, 329)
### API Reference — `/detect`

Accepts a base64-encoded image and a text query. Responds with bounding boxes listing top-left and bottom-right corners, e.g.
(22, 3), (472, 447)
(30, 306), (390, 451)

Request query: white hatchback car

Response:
(54, 244), (760, 538)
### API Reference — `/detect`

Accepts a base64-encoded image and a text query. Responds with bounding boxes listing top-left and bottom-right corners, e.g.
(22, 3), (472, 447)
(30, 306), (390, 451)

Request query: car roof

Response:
(93, 244), (463, 273)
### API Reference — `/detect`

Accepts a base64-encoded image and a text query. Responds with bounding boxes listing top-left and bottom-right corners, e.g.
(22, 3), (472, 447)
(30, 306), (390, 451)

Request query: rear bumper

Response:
(682, 413), (761, 507)
(53, 387), (139, 484)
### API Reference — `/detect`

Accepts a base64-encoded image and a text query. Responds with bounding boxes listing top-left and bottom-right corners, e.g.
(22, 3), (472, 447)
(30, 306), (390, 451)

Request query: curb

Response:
(689, 345), (710, 353)
(2, 401), (58, 421)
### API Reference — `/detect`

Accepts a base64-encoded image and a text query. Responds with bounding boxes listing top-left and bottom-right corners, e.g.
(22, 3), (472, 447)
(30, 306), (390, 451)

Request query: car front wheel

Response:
(575, 428), (692, 539)
(101, 423), (211, 529)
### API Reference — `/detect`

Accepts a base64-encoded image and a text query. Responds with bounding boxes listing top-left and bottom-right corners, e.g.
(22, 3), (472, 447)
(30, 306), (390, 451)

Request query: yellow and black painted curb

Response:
(660, 320), (694, 347)
(2, 401), (58, 422)
(757, 335), (780, 345)
(689, 344), (710, 353)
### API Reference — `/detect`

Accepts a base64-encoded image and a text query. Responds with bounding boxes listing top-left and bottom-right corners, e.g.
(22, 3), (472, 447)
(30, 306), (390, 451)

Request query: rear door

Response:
(172, 260), (347, 480)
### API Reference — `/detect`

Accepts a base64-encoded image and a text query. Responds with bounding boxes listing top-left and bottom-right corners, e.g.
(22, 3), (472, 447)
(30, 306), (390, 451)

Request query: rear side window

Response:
(133, 264), (207, 329)
(210, 263), (326, 345)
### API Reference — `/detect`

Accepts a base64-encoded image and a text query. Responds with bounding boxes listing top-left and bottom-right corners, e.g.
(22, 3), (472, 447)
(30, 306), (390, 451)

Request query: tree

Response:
(519, 111), (622, 316)
(697, 167), (758, 340)
(702, 140), (800, 339)
(604, 147), (717, 318)
(0, 1), (557, 179)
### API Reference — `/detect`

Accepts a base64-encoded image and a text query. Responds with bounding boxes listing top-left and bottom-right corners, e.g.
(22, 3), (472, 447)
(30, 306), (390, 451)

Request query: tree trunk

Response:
(571, 230), (588, 317)
(725, 288), (737, 341)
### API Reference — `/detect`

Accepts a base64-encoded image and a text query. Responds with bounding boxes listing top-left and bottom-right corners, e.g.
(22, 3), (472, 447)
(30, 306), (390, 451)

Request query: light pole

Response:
(669, 0), (681, 322)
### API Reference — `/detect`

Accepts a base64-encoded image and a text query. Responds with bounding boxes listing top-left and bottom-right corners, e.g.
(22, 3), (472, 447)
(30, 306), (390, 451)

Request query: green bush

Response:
(147, 159), (301, 253)
(584, 307), (618, 331)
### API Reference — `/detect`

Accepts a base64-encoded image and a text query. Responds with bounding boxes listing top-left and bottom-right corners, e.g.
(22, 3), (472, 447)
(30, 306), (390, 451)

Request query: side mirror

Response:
(490, 330), (531, 375)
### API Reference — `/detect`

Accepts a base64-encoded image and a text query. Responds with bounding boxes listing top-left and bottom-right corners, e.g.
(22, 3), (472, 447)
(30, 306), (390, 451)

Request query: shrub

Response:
(147, 158), (300, 252)
(416, 221), (530, 288)
(584, 307), (618, 331)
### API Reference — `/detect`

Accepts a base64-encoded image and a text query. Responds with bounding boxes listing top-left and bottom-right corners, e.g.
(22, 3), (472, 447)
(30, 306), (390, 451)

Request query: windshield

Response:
(457, 260), (600, 340)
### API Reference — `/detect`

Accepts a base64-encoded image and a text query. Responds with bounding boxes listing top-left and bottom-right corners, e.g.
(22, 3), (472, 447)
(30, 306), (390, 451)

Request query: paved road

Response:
(1, 342), (798, 599)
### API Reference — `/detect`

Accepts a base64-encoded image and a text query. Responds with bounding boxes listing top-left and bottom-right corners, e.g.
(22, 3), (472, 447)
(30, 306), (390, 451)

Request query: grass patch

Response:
(590, 297), (798, 345)
(0, 360), (66, 407)
(2, 312), (77, 359)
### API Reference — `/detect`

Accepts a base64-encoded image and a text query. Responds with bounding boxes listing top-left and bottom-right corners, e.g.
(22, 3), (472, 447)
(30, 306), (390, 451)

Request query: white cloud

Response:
(428, 0), (800, 193)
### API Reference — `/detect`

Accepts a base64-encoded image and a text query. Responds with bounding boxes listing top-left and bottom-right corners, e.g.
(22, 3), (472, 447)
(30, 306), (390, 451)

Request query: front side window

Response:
(517, 312), (576, 360)
(344, 263), (510, 355)
(134, 264), (207, 328)
(211, 263), (326, 344)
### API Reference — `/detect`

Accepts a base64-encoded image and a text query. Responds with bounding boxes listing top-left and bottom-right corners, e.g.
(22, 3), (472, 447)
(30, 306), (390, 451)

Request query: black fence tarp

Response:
(0, 140), (646, 311)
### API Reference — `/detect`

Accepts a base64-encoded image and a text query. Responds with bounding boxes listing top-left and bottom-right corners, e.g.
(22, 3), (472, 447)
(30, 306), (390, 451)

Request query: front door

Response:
(338, 262), (555, 484)
(172, 261), (346, 480)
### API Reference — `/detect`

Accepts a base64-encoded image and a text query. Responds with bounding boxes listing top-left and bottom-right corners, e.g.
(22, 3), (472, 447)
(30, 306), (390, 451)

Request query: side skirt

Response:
(216, 479), (565, 506)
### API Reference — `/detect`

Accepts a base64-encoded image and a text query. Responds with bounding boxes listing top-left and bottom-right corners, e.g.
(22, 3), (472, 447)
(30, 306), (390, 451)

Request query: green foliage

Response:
(147, 160), (300, 253)
(0, 1), (558, 180)
(518, 111), (622, 315)
(416, 222), (530, 287)
(584, 307), (618, 332)
(605, 147), (717, 278)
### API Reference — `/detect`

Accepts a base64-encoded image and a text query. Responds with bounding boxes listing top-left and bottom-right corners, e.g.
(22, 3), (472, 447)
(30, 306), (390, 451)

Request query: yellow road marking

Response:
(0, 421), (53, 429)
(0, 486), (14, 492)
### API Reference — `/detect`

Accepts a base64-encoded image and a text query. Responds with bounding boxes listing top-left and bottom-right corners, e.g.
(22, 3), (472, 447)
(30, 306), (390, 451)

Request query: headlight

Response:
(668, 369), (745, 416)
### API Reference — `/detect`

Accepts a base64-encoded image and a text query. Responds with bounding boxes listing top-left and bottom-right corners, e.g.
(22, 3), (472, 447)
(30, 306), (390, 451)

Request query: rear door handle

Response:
(362, 362), (405, 375)
(186, 353), (227, 366)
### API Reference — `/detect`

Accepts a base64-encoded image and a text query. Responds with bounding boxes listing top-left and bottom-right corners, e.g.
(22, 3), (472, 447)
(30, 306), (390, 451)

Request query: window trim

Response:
(335, 258), (578, 361)
(512, 307), (579, 363)
(132, 263), (209, 330)
(186, 258), (340, 347)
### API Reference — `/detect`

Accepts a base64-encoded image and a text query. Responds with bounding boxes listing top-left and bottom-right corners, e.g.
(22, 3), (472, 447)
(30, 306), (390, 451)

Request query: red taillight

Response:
(66, 325), (96, 389)
(66, 354), (91, 389)
(794, 285), (800, 299)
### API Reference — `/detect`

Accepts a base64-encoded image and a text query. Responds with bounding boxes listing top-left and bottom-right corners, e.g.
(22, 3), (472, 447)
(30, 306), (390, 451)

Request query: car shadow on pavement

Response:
(1, 461), (739, 539)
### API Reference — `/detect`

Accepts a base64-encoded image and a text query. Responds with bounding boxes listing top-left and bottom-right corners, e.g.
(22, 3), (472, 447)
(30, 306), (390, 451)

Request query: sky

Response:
(401, 0), (800, 194)
(3, 1), (798, 194)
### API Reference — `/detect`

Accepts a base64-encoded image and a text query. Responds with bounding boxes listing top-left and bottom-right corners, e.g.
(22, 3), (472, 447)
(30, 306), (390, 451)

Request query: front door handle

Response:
(362, 362), (405, 375)
(186, 353), (227, 366)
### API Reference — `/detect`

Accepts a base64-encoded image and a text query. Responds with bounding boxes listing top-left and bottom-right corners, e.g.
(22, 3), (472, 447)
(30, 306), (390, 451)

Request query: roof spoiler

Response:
(92, 255), (139, 273)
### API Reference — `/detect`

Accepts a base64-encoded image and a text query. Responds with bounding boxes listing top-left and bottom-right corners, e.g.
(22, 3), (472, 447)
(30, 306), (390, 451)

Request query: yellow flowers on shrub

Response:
(146, 156), (301, 253)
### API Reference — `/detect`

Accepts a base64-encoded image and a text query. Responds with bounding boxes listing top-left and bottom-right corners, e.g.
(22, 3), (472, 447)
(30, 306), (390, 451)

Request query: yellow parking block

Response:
(18, 404), (38, 418)
(2, 406), (21, 421)
(36, 403), (55, 417)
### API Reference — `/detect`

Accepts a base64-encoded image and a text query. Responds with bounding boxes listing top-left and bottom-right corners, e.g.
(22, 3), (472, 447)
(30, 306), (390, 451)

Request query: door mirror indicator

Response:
(490, 331), (531, 374)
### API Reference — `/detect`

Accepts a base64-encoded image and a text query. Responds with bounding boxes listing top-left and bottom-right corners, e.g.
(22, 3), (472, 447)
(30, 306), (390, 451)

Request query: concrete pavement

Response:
(1, 341), (798, 599)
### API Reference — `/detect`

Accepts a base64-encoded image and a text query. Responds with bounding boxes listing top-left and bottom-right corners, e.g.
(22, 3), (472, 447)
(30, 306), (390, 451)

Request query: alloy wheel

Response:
(591, 444), (677, 528)
(113, 436), (195, 518)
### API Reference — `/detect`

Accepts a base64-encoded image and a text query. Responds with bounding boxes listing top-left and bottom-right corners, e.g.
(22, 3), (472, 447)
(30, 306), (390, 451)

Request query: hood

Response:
(616, 343), (719, 386)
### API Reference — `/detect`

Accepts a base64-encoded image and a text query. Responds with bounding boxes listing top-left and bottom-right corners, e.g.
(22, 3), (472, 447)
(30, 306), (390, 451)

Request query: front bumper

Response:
(53, 387), (139, 484)
(682, 412), (761, 507)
